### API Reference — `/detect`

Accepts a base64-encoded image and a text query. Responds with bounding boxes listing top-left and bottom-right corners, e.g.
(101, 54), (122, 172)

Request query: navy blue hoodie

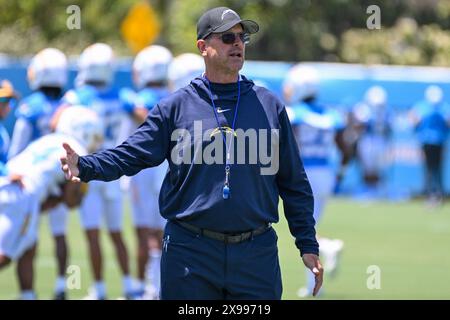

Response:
(78, 75), (318, 255)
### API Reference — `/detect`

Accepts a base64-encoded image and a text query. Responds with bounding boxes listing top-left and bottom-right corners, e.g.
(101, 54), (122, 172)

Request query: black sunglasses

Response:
(207, 32), (250, 45)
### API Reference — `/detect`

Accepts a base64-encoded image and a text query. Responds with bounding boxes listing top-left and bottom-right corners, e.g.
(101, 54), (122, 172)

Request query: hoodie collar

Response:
(190, 74), (254, 103)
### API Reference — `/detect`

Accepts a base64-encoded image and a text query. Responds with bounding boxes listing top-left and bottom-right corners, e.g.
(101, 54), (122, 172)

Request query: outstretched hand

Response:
(60, 142), (80, 182)
(302, 253), (324, 297)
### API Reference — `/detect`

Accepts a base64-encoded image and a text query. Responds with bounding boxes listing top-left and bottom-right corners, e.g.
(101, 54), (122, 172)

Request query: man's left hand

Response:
(302, 253), (324, 297)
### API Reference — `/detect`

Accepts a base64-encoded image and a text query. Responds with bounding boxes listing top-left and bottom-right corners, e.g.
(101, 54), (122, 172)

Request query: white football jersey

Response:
(6, 133), (87, 203)
(63, 87), (127, 150)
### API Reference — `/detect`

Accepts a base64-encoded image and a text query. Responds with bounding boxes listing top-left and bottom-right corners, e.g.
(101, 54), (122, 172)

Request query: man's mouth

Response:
(229, 52), (243, 58)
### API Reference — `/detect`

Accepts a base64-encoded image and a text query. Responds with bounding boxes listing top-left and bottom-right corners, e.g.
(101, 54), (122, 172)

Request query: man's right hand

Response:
(60, 142), (81, 182)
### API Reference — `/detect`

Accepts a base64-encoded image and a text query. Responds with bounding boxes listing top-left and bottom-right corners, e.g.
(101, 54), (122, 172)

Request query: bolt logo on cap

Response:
(221, 9), (239, 21)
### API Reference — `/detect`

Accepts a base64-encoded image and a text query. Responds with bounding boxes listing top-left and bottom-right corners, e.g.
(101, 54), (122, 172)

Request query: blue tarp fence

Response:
(1, 57), (449, 199)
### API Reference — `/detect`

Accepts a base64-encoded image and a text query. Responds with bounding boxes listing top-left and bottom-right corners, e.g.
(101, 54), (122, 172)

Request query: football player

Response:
(0, 79), (18, 175)
(352, 86), (392, 198)
(409, 85), (450, 207)
(7, 48), (72, 299)
(283, 64), (345, 298)
(168, 53), (205, 92)
(0, 106), (103, 300)
(119, 45), (173, 299)
(56, 43), (133, 299)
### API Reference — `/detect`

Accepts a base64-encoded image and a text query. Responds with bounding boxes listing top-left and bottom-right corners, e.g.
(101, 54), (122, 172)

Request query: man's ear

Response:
(197, 40), (207, 57)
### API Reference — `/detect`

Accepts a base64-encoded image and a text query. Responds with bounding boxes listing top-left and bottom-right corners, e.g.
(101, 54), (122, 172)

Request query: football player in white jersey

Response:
(0, 79), (18, 176)
(167, 53), (205, 92)
(54, 43), (134, 299)
(119, 45), (173, 299)
(283, 64), (345, 298)
(352, 86), (392, 198)
(8, 48), (72, 299)
(0, 106), (103, 300)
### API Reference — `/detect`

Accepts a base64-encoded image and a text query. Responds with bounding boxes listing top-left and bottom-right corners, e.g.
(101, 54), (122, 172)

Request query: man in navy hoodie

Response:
(60, 7), (322, 300)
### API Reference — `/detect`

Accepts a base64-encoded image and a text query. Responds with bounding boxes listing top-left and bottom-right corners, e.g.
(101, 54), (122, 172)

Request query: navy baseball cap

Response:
(197, 7), (259, 40)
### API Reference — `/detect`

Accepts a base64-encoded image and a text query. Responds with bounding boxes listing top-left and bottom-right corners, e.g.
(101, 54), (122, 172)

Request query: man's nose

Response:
(233, 37), (244, 47)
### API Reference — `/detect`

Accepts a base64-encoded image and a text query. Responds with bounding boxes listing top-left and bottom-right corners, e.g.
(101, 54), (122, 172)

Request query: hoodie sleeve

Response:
(276, 106), (319, 256)
(78, 104), (169, 182)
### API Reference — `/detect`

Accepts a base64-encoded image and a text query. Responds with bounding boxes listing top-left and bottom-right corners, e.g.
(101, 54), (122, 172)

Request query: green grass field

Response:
(0, 197), (449, 300)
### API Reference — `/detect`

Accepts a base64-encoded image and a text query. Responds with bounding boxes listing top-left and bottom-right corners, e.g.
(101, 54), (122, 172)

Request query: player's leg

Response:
(429, 144), (444, 198)
(319, 168), (344, 275)
(130, 167), (166, 299)
(307, 166), (334, 224)
(422, 144), (433, 197)
(80, 181), (105, 299)
(104, 180), (134, 299)
(425, 144), (444, 206)
(130, 172), (151, 296)
(53, 235), (67, 295)
(357, 134), (380, 193)
(0, 209), (14, 269)
(48, 204), (69, 299)
(108, 230), (134, 298)
(146, 225), (165, 299)
(136, 227), (150, 284)
(0, 186), (39, 299)
(0, 183), (27, 270)
(143, 165), (167, 299)
(86, 229), (104, 288)
(300, 167), (342, 297)
(16, 244), (37, 300)
(434, 144), (444, 199)
(369, 135), (388, 192)
(107, 235), (127, 271)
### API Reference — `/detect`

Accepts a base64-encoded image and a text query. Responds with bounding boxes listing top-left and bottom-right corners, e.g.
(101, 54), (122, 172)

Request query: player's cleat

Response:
(82, 287), (106, 300)
(143, 284), (159, 300)
(326, 239), (344, 277)
(124, 289), (145, 300)
(297, 286), (312, 298)
(54, 291), (66, 300)
(18, 291), (37, 300)
(426, 195), (443, 210)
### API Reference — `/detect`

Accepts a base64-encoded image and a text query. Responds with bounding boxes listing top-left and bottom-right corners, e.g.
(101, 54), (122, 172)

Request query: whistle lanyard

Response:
(205, 76), (241, 199)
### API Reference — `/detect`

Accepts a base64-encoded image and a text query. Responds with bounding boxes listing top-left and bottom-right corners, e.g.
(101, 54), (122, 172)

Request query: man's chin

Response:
(228, 61), (244, 73)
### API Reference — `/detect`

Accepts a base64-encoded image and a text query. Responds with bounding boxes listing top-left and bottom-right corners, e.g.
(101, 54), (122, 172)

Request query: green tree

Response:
(1, 0), (450, 66)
